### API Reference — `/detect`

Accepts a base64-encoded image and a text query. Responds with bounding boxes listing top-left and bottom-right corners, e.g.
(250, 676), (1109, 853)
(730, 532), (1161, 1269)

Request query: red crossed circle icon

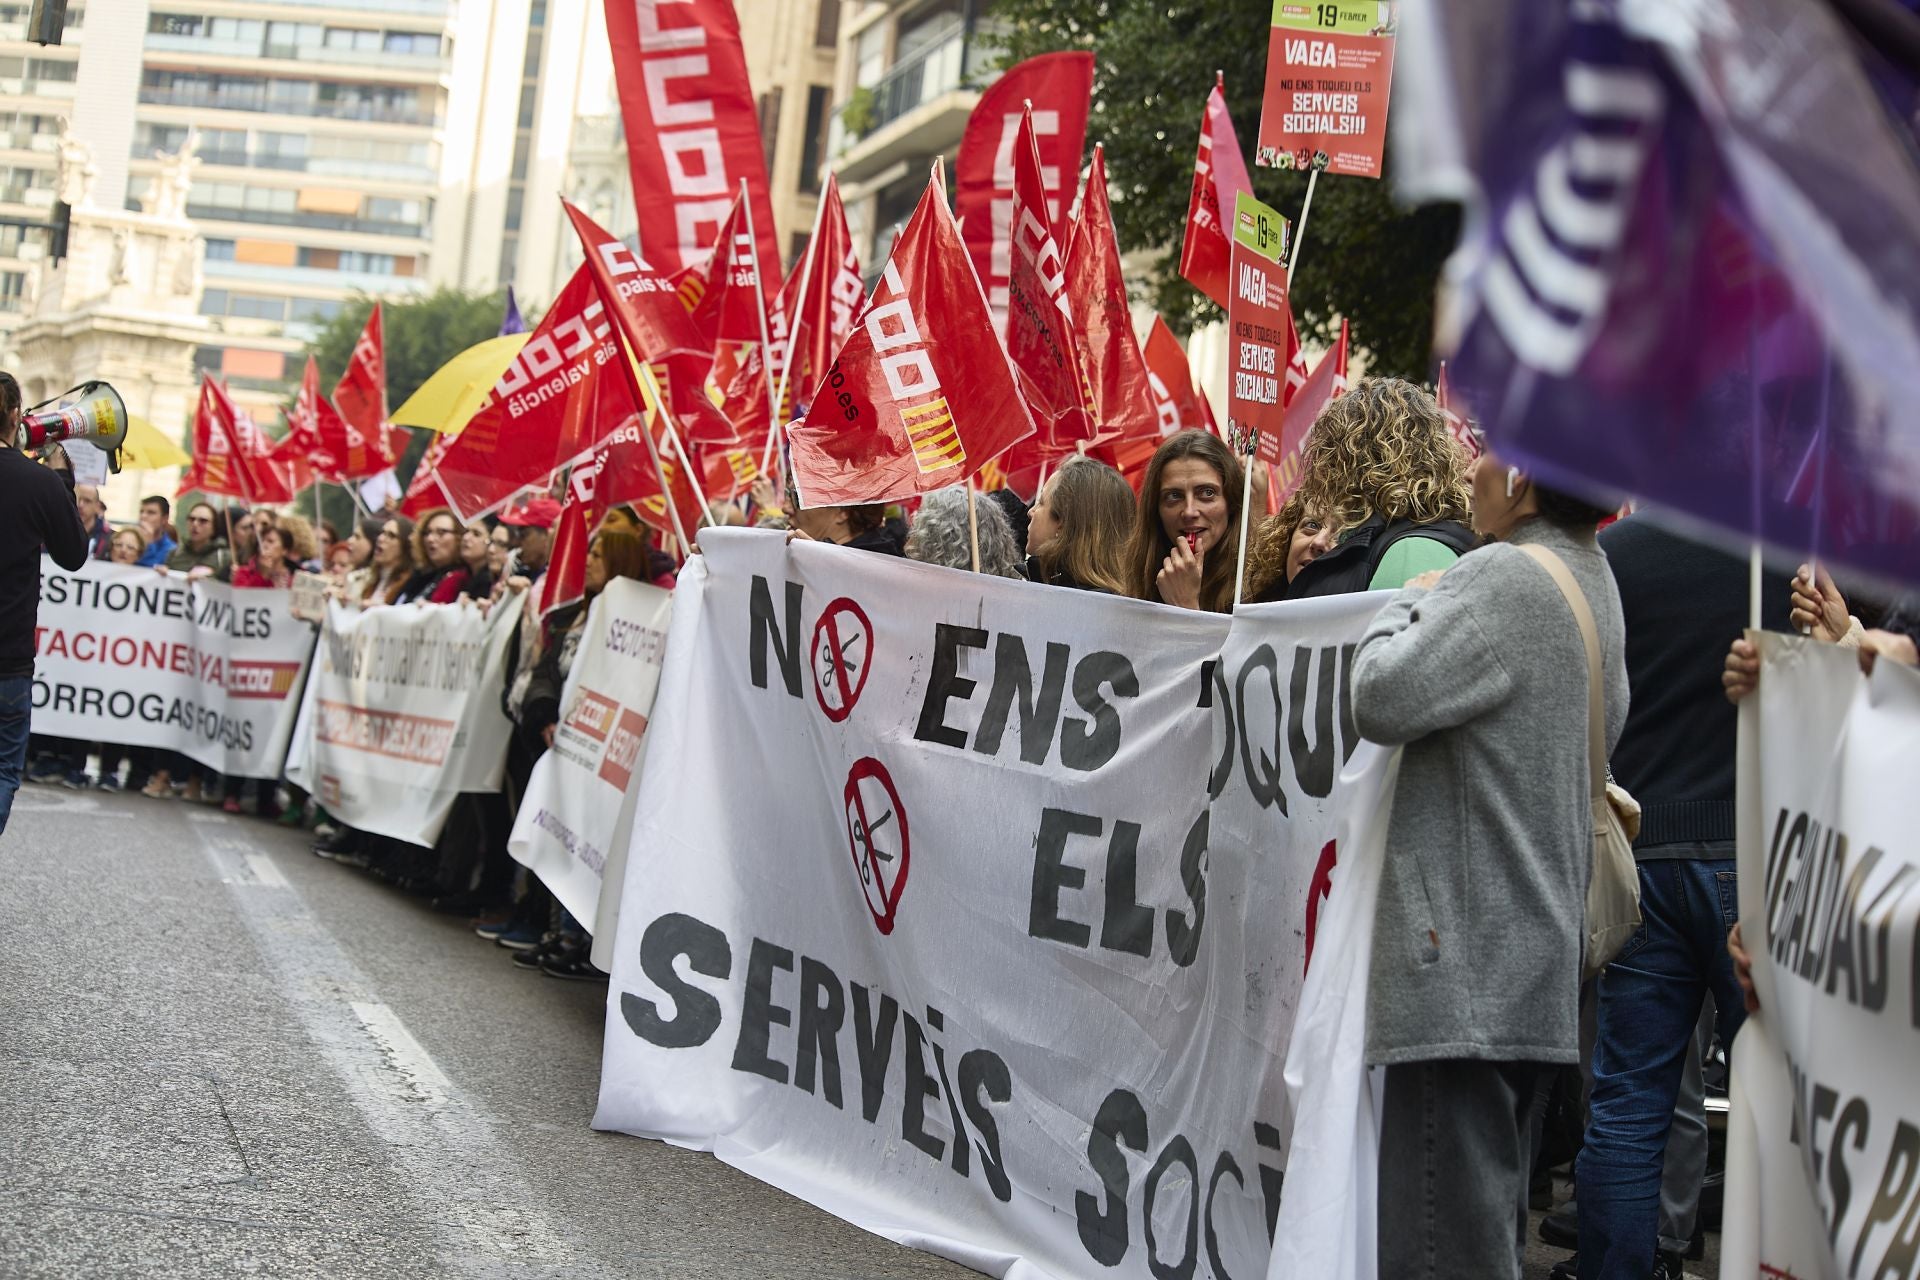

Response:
(811, 597), (874, 723)
(843, 757), (910, 935)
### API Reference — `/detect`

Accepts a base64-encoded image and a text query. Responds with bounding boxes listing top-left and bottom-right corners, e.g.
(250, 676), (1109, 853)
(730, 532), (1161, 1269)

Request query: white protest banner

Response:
(594, 529), (1396, 1279)
(508, 578), (673, 930)
(287, 599), (517, 846)
(1723, 635), (1920, 1280)
(30, 558), (316, 779)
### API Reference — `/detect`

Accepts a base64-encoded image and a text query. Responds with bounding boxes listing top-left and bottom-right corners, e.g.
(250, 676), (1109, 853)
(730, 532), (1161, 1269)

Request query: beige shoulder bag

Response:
(1519, 545), (1643, 979)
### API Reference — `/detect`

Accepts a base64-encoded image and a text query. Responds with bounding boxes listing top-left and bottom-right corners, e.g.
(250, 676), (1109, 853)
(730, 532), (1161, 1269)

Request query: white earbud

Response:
(1505, 466), (1520, 499)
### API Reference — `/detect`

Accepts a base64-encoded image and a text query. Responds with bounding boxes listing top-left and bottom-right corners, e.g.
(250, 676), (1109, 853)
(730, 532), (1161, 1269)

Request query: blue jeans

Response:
(1578, 859), (1746, 1279)
(0, 675), (31, 839)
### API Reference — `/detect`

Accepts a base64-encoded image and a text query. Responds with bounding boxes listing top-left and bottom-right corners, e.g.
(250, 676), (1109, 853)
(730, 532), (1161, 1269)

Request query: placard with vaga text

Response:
(1228, 191), (1292, 472)
(1257, 1), (1397, 178)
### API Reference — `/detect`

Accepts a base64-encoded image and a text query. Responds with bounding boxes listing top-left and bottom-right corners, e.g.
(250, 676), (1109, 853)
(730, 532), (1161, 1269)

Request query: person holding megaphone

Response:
(0, 370), (90, 839)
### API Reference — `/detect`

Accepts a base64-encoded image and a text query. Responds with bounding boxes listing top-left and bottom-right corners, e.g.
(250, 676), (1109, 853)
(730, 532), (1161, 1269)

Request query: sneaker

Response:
(1548, 1256), (1577, 1280)
(96, 774), (124, 793)
(60, 769), (93, 790)
(1653, 1249), (1686, 1280)
(494, 925), (544, 951)
(313, 821), (340, 841)
(275, 804), (305, 828)
(509, 933), (566, 969)
(472, 916), (513, 940)
(222, 796), (242, 814)
(541, 952), (607, 982)
(181, 778), (204, 803)
(142, 774), (175, 799)
(26, 760), (65, 785)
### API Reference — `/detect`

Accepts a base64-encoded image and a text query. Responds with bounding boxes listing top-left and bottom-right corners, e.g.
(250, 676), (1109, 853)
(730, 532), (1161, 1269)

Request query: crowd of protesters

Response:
(15, 373), (1917, 1280)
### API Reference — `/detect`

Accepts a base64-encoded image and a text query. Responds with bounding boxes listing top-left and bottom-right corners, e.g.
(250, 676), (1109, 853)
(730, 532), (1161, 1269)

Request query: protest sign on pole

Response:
(507, 578), (673, 930)
(30, 560), (317, 779)
(1723, 635), (1920, 1280)
(1228, 191), (1290, 600)
(1256, 2), (1397, 179)
(286, 600), (518, 847)
(593, 529), (1396, 1280)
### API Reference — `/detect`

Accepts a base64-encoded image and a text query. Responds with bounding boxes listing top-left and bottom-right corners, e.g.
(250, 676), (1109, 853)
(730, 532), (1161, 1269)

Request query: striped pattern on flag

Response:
(903, 398), (965, 473)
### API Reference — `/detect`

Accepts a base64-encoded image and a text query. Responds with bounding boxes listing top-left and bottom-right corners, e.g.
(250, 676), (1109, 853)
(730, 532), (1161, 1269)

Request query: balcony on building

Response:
(827, 0), (1002, 187)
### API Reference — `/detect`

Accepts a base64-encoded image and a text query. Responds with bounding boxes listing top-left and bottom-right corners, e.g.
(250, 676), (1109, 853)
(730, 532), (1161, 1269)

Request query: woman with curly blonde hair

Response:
(1253, 376), (1475, 600)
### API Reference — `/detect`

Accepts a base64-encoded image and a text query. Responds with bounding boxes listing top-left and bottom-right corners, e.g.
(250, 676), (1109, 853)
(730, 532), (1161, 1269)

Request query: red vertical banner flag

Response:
(697, 195), (774, 417)
(788, 162), (1037, 508)
(953, 51), (1094, 332)
(1003, 105), (1097, 462)
(1180, 77), (1257, 309)
(333, 304), (402, 468)
(603, 0), (780, 282)
(563, 199), (740, 446)
(428, 266), (627, 521)
(1230, 191), (1293, 475)
(1063, 145), (1158, 444)
(1141, 316), (1213, 437)
(1256, 2), (1397, 178)
(400, 430), (455, 517)
(293, 355), (384, 482)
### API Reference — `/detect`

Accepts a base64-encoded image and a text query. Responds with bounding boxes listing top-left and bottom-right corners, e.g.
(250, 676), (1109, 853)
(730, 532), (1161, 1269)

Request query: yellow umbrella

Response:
(120, 414), (191, 471)
(390, 332), (531, 434)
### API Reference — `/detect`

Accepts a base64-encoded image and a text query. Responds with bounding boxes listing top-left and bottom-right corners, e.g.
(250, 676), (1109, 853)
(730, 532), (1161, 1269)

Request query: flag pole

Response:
(966, 479), (982, 573)
(631, 354), (714, 548)
(623, 359), (694, 556)
(1233, 430), (1256, 607)
(767, 180), (829, 481)
(1286, 169), (1318, 287)
(739, 179), (782, 464)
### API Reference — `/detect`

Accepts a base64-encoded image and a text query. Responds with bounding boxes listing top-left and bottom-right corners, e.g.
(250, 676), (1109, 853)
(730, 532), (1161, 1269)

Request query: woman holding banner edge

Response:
(1351, 437), (1626, 1280)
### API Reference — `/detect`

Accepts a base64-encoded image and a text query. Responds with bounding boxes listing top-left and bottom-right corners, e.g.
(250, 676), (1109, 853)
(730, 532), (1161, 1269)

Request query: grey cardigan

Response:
(1351, 519), (1627, 1065)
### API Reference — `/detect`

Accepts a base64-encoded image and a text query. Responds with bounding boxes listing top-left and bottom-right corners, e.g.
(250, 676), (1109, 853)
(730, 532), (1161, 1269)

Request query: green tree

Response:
(992, 0), (1459, 379)
(303, 286), (521, 497)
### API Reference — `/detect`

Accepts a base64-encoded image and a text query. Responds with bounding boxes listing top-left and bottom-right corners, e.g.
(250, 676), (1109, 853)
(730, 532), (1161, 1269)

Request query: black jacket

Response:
(1262, 514), (1478, 601)
(520, 602), (585, 734)
(1024, 556), (1115, 594)
(1, 448), (88, 678)
(1602, 518), (1792, 859)
(846, 524), (906, 556)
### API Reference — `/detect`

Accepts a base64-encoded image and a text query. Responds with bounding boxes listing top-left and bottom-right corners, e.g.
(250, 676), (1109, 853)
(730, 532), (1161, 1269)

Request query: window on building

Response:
(199, 288), (229, 316)
(814, 0), (839, 49)
(758, 87), (783, 170)
(517, 84), (536, 128)
(799, 85), (829, 195)
(0, 270), (25, 312)
(229, 294), (286, 321)
(522, 30), (543, 77)
(288, 297), (341, 325)
(203, 239), (236, 261)
(27, 58), (76, 83)
(149, 13), (200, 35)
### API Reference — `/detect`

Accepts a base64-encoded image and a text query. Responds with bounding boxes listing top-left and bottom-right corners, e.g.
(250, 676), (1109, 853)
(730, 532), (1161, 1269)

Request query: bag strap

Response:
(1518, 544), (1606, 805)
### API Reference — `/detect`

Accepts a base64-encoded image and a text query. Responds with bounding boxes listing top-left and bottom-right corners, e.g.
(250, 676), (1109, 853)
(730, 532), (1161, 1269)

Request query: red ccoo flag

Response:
(954, 51), (1094, 332)
(788, 161), (1037, 508)
(179, 376), (297, 503)
(784, 173), (863, 412)
(332, 304), (408, 468)
(1141, 316), (1213, 437)
(293, 355), (387, 482)
(603, 0), (779, 283)
(564, 199), (740, 446)
(1180, 77), (1256, 310)
(1003, 104), (1097, 462)
(429, 266), (630, 521)
(1064, 145), (1158, 443)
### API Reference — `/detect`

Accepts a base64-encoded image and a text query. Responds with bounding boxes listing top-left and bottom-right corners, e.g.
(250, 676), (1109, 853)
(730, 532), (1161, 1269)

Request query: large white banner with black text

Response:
(1724, 635), (1920, 1280)
(508, 578), (673, 931)
(30, 557), (317, 779)
(287, 599), (518, 847)
(594, 529), (1396, 1280)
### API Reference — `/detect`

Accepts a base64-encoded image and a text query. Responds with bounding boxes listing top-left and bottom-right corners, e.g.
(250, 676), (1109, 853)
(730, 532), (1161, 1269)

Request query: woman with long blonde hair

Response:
(1026, 456), (1134, 594)
(1257, 377), (1475, 600)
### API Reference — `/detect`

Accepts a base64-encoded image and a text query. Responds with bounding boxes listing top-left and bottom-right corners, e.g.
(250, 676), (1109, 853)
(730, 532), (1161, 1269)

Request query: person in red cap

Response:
(498, 496), (558, 592)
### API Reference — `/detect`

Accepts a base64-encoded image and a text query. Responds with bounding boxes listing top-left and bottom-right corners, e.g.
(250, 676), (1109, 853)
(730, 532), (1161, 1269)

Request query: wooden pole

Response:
(966, 481), (981, 574)
(1286, 168), (1318, 287)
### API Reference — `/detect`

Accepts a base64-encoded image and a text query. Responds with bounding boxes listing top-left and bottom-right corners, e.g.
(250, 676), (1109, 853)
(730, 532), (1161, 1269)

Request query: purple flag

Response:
(1395, 0), (1920, 590)
(499, 286), (527, 337)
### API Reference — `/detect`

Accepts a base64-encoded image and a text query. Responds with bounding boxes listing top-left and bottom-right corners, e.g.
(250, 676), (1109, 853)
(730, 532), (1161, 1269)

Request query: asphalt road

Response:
(0, 782), (1719, 1279)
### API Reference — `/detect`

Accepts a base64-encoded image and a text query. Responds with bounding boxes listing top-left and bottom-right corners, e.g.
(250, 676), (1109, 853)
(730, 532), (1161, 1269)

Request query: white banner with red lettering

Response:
(594, 529), (1396, 1279)
(508, 578), (673, 931)
(1723, 635), (1920, 1280)
(286, 599), (518, 847)
(29, 558), (317, 779)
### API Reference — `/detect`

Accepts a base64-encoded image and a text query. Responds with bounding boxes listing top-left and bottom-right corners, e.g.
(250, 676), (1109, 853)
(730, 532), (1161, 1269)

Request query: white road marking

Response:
(241, 853), (289, 889)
